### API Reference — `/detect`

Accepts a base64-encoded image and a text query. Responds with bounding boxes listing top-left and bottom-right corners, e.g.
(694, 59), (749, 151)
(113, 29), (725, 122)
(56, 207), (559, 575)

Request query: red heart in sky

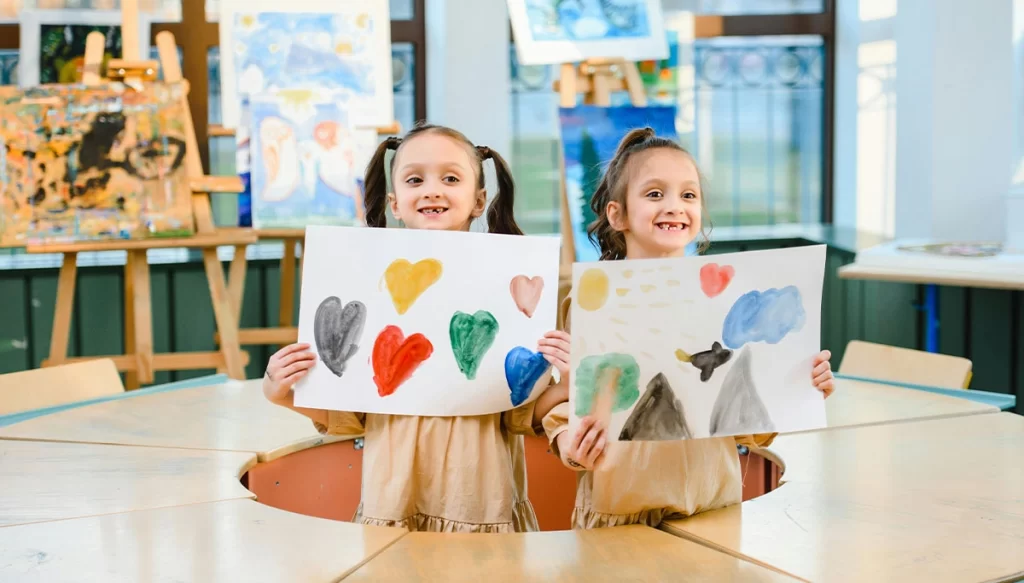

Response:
(371, 325), (433, 397)
(700, 263), (735, 298)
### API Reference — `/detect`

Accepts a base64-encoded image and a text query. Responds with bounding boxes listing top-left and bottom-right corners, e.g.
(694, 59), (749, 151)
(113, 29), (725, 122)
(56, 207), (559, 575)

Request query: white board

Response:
(294, 226), (561, 416)
(568, 245), (828, 442)
(217, 0), (394, 130)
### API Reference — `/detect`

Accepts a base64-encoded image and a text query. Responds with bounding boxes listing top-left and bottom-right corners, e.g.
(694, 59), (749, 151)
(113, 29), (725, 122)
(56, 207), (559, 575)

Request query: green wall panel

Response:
(0, 275), (29, 373)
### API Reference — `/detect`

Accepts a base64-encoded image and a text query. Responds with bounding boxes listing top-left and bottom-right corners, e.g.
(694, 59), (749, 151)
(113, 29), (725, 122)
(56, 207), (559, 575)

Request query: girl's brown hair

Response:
(362, 122), (523, 235)
(587, 127), (711, 260)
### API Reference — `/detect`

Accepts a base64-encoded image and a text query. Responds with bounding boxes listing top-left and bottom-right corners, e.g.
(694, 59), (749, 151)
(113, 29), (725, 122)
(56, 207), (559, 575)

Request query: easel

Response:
(206, 122), (400, 350)
(27, 0), (256, 389)
(552, 58), (647, 302)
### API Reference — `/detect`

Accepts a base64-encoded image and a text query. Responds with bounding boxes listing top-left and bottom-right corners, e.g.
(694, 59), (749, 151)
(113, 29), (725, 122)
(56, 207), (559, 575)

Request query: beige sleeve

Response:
(542, 401), (571, 457)
(734, 432), (778, 449)
(312, 411), (367, 436)
(503, 400), (542, 437)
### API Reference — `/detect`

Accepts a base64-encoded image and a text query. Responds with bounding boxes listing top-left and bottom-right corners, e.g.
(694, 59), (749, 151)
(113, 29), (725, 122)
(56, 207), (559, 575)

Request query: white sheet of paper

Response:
(294, 226), (561, 416)
(568, 245), (828, 442)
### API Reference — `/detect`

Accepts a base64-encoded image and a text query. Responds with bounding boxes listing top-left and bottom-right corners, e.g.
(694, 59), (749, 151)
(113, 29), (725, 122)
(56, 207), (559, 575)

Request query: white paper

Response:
(294, 226), (562, 416)
(17, 10), (155, 88)
(217, 0), (394, 130)
(507, 0), (668, 66)
(568, 245), (827, 442)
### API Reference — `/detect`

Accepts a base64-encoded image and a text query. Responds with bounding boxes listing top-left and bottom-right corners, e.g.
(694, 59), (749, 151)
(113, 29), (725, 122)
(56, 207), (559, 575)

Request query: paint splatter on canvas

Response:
(314, 297), (367, 377)
(249, 90), (366, 228)
(568, 246), (826, 441)
(558, 105), (678, 261)
(0, 82), (193, 245)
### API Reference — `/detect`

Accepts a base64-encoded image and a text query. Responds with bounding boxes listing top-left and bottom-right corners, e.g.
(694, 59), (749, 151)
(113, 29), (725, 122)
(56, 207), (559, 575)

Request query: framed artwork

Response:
(0, 82), (193, 245)
(557, 104), (679, 262)
(508, 0), (668, 66)
(294, 226), (562, 416)
(17, 10), (154, 87)
(217, 0), (394, 130)
(248, 89), (373, 228)
(568, 246), (828, 442)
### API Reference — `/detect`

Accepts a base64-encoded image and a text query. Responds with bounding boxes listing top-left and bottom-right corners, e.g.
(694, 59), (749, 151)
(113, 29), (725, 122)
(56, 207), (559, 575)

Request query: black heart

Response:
(314, 297), (367, 377)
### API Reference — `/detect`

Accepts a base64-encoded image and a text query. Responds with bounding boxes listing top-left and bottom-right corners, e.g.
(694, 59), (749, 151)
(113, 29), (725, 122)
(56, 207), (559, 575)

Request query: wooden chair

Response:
(838, 340), (974, 390)
(0, 359), (125, 416)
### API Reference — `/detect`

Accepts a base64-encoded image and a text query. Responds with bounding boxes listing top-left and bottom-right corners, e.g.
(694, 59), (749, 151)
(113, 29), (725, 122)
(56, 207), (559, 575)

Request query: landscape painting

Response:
(557, 104), (678, 262)
(508, 0), (668, 65)
(249, 90), (366, 228)
(567, 245), (828, 442)
(217, 0), (394, 129)
(0, 82), (193, 245)
(293, 226), (562, 416)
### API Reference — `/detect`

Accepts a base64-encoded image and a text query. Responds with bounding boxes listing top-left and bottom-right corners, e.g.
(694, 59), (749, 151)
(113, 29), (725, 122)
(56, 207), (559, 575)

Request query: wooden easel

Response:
(28, 0), (256, 389)
(206, 123), (400, 350)
(552, 58), (647, 299)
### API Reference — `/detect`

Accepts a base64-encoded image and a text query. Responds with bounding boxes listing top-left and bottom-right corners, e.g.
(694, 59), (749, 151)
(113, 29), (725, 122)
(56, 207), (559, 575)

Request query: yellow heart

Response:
(384, 258), (443, 315)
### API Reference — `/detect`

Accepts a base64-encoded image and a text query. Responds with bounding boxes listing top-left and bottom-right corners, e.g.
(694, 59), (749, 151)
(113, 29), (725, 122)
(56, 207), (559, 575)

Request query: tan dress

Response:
(314, 402), (541, 533)
(544, 295), (777, 529)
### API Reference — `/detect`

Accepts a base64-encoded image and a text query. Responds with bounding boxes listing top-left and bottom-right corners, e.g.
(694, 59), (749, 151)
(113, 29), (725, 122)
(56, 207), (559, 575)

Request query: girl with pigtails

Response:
(262, 123), (569, 533)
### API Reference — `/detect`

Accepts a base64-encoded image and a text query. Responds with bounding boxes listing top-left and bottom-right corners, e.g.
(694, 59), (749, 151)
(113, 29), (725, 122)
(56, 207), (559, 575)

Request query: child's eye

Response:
(683, 191), (697, 199)
(442, 175), (459, 184)
(405, 176), (422, 184)
(645, 190), (663, 198)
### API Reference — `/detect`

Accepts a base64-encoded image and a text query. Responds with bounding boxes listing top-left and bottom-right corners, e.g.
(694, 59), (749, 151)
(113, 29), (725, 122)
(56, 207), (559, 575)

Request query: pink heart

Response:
(700, 263), (734, 298)
(509, 275), (544, 318)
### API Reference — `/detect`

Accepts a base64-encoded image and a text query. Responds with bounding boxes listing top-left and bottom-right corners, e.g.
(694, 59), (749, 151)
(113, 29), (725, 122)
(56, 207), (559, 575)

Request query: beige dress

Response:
(544, 296), (777, 529)
(314, 402), (541, 533)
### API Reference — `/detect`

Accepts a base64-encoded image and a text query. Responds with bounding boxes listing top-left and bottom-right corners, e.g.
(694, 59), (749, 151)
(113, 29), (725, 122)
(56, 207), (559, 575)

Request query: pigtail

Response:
(479, 146), (524, 236)
(587, 128), (654, 260)
(362, 137), (401, 228)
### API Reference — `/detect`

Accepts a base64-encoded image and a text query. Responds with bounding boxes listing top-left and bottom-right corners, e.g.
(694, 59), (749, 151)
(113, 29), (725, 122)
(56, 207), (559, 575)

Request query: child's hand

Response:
(812, 350), (834, 399)
(538, 330), (571, 379)
(263, 343), (317, 403)
(555, 416), (606, 471)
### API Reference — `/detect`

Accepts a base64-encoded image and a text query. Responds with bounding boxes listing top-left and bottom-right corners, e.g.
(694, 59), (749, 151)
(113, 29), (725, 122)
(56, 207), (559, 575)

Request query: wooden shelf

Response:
(25, 231), (258, 254)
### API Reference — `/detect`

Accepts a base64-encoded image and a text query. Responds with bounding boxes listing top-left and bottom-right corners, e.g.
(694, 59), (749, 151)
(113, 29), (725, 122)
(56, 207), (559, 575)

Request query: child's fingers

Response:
(816, 378), (835, 395)
(544, 330), (571, 342)
(583, 433), (606, 466)
(280, 368), (311, 387)
(274, 350), (317, 370)
(812, 361), (831, 376)
(277, 359), (316, 380)
(813, 370), (833, 386)
(572, 417), (596, 453)
(539, 335), (571, 352)
(576, 428), (603, 461)
(273, 343), (312, 360)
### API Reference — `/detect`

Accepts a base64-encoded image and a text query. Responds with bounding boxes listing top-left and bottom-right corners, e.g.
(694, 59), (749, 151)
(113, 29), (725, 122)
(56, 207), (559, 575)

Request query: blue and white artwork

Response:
(508, 0), (668, 65)
(557, 105), (679, 262)
(218, 0), (393, 129)
(249, 91), (366, 228)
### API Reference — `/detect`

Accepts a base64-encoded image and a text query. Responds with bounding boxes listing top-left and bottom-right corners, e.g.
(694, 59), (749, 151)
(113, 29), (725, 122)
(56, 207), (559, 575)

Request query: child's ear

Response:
(607, 201), (627, 232)
(387, 192), (401, 221)
(471, 188), (487, 218)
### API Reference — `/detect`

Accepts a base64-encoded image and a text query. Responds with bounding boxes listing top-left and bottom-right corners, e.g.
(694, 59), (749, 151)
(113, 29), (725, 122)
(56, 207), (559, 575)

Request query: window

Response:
(509, 2), (835, 235)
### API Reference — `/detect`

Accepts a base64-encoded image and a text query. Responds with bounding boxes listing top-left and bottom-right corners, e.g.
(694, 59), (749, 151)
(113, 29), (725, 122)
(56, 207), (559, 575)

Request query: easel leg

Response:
(203, 248), (245, 379)
(128, 249), (155, 385)
(46, 253), (78, 368)
(124, 253), (139, 389)
(228, 244), (248, 323)
(278, 239), (297, 331)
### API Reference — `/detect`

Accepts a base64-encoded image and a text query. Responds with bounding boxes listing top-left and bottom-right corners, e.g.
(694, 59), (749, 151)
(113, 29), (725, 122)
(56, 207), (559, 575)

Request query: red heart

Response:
(371, 325), (434, 397)
(700, 263), (735, 298)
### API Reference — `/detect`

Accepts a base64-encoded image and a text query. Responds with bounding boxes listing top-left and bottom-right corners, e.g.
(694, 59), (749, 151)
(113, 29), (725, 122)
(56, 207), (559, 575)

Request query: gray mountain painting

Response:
(618, 372), (693, 441)
(709, 347), (775, 436)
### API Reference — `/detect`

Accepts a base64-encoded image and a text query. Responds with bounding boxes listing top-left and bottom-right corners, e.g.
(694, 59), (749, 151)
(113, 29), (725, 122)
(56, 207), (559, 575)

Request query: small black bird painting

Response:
(675, 341), (733, 382)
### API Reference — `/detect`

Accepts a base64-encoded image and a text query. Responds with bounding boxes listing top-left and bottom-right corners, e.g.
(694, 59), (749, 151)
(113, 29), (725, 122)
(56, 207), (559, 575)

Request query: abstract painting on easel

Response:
(249, 90), (370, 228)
(558, 105), (678, 261)
(0, 82), (193, 245)
(217, 0), (394, 129)
(567, 246), (828, 442)
(507, 0), (668, 65)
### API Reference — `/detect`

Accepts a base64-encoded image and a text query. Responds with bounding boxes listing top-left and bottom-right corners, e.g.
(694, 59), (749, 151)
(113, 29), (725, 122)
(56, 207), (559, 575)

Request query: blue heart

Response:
(505, 346), (550, 407)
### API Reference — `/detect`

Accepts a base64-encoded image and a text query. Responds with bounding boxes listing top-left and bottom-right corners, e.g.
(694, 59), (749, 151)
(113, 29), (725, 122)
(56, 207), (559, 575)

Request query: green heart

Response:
(449, 310), (500, 380)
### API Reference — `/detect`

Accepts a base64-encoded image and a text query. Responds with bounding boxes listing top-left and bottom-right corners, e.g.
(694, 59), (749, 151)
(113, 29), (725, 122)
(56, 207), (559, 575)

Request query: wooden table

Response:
(344, 525), (796, 582)
(0, 499), (403, 582)
(0, 379), (342, 462)
(0, 439), (254, 527)
(821, 377), (998, 431)
(662, 413), (1024, 583)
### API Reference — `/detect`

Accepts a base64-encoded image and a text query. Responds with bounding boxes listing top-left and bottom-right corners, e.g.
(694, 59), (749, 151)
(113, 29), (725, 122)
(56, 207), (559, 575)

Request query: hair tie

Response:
(477, 145), (492, 159)
(386, 136), (402, 149)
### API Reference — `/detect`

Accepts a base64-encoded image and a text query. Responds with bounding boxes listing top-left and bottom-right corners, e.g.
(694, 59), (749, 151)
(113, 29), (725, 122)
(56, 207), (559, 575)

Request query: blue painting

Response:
(557, 105), (679, 262)
(249, 91), (363, 229)
(220, 1), (394, 128)
(525, 0), (651, 41)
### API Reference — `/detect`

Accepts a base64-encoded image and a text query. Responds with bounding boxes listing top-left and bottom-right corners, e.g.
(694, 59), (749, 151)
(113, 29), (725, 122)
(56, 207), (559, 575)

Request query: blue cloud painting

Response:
(525, 0), (652, 42)
(558, 105), (678, 262)
(722, 286), (806, 349)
